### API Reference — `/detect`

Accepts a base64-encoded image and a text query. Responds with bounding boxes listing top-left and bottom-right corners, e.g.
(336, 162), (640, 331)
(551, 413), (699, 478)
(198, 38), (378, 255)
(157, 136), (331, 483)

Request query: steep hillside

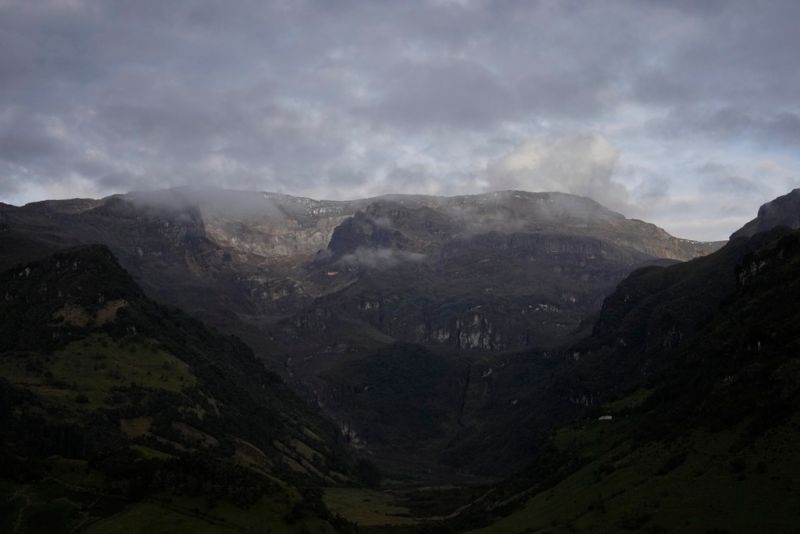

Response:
(0, 246), (358, 533)
(440, 225), (792, 476)
(567, 227), (789, 391)
(460, 229), (800, 533)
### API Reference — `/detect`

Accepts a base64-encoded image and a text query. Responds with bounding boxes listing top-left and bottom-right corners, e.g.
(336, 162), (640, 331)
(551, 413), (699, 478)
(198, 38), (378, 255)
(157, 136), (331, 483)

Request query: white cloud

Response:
(339, 247), (425, 269)
(486, 133), (630, 212)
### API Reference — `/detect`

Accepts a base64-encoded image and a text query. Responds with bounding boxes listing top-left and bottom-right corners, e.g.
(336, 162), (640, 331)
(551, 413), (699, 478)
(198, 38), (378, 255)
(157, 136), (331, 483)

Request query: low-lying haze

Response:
(1, 0), (799, 240)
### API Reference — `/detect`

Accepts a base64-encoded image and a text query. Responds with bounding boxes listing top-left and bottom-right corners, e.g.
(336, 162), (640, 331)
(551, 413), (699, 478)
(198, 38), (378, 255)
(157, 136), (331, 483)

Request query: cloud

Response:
(649, 107), (800, 148)
(0, 0), (799, 240)
(0, 109), (65, 164)
(338, 247), (426, 270)
(359, 58), (517, 129)
(621, 158), (799, 241)
(486, 133), (630, 212)
(697, 163), (771, 196)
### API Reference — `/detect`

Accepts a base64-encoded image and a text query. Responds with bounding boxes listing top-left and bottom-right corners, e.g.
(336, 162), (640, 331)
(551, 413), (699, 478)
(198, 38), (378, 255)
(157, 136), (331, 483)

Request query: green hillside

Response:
(0, 245), (359, 533)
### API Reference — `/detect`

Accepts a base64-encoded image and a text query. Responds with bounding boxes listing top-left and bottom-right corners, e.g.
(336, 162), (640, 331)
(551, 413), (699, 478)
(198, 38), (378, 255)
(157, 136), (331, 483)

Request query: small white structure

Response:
(598, 415), (613, 421)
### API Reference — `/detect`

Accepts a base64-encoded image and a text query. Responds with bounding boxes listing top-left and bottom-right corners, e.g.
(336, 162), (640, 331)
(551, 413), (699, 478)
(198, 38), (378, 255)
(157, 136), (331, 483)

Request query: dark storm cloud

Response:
(0, 0), (799, 239)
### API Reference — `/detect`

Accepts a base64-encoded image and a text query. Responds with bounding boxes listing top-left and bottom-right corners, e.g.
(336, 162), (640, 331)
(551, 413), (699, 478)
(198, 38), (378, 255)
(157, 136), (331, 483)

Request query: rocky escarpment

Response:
(277, 199), (700, 361)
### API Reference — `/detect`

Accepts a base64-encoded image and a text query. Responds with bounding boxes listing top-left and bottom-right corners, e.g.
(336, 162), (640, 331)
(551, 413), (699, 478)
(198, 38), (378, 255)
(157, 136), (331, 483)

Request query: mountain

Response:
(0, 188), (721, 478)
(0, 188), (719, 344)
(560, 186), (800, 400)
(0, 245), (360, 533)
(3, 186), (799, 532)
(430, 189), (800, 477)
(289, 191), (800, 531)
(435, 229), (788, 478)
(455, 226), (800, 533)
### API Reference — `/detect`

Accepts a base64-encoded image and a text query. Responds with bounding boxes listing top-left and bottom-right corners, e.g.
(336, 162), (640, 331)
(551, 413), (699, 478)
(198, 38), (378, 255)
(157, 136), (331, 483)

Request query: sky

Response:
(1, 0), (799, 240)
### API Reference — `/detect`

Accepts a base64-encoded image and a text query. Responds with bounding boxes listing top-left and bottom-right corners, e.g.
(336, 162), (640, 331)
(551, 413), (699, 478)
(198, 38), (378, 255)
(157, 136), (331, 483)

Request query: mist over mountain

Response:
(1, 188), (719, 475)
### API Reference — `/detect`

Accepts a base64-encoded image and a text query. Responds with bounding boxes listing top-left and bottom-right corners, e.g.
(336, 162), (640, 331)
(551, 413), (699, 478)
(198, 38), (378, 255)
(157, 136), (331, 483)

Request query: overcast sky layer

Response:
(1, 0), (799, 240)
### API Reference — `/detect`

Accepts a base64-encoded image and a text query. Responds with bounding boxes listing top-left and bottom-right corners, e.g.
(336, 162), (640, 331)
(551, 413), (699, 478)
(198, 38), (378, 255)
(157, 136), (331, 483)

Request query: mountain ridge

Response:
(5, 188), (721, 259)
(0, 187), (723, 478)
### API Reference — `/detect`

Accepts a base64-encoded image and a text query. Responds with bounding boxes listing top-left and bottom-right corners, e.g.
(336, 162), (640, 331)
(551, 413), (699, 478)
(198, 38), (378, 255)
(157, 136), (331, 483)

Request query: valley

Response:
(0, 189), (722, 479)
(2, 187), (800, 533)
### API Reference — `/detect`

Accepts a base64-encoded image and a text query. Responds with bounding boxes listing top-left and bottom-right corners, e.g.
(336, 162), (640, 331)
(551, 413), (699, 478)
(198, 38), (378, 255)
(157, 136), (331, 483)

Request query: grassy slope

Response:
(0, 334), (195, 413)
(471, 399), (800, 533)
(324, 487), (417, 528)
(0, 461), (340, 534)
(0, 245), (356, 533)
